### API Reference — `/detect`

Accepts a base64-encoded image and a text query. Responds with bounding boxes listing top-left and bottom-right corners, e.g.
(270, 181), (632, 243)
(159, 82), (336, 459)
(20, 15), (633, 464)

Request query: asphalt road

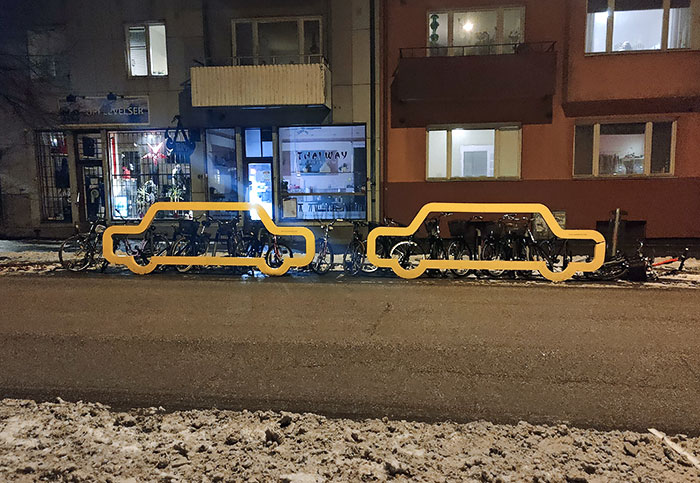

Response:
(1, 273), (699, 434)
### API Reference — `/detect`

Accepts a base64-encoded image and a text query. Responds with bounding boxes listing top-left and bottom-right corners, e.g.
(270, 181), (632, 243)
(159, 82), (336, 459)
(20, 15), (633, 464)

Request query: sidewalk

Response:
(1, 238), (699, 287)
(0, 239), (62, 273)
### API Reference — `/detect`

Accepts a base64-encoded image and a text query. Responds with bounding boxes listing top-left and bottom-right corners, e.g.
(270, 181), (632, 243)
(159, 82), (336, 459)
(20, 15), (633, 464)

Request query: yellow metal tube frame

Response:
(366, 202), (606, 282)
(103, 202), (315, 276)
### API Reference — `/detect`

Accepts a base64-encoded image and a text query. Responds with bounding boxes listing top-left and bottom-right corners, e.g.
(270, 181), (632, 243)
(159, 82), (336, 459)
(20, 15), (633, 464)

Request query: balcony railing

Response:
(190, 57), (331, 108)
(400, 41), (557, 58)
(202, 54), (328, 67)
(392, 41), (557, 127)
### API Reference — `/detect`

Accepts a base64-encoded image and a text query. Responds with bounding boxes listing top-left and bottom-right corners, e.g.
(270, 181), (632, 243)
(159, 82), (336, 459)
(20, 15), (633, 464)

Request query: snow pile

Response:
(0, 398), (698, 482)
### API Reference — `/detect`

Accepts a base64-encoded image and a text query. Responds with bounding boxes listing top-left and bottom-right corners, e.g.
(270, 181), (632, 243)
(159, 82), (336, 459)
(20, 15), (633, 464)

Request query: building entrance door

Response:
(243, 128), (274, 219)
(75, 132), (105, 223)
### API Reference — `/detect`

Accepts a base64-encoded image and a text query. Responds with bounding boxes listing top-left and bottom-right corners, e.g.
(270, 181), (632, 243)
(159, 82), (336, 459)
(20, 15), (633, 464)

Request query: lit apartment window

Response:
(427, 127), (521, 179)
(126, 23), (168, 76)
(573, 121), (676, 176)
(232, 17), (322, 65)
(586, 0), (694, 53)
(427, 7), (525, 54)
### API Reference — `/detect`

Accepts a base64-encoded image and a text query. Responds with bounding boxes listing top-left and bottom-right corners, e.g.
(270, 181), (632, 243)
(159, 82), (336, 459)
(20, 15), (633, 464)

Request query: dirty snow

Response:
(0, 398), (698, 482)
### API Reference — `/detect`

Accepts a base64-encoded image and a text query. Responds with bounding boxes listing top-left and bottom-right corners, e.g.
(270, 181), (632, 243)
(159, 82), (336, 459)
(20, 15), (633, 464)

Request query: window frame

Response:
(35, 130), (72, 223)
(425, 125), (522, 181)
(231, 16), (324, 65)
(107, 129), (192, 220)
(276, 123), (368, 222)
(572, 120), (677, 178)
(124, 21), (169, 78)
(585, 0), (695, 55)
(27, 27), (67, 80)
(426, 6), (526, 49)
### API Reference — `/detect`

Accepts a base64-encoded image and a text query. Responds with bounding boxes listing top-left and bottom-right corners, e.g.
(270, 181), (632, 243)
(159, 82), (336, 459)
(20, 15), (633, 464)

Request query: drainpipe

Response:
(380, 0), (389, 222)
(369, 0), (377, 222)
(202, 0), (210, 63)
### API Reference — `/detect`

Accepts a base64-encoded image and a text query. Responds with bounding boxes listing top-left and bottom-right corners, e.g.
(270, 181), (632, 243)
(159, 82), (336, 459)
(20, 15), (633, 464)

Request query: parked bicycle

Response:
(169, 215), (211, 273)
(265, 233), (293, 269)
(343, 219), (399, 276)
(310, 219), (338, 274)
(423, 212), (452, 277)
(446, 215), (483, 278)
(388, 220), (425, 272)
(58, 218), (108, 272)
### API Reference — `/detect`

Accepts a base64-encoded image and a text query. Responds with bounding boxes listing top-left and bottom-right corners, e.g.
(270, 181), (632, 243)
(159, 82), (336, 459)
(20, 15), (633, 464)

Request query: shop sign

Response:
(58, 96), (149, 125)
(297, 150), (350, 173)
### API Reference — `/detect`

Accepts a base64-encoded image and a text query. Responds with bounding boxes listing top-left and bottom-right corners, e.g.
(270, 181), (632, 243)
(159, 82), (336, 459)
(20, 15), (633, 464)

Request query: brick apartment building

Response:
(384, 0), (700, 243)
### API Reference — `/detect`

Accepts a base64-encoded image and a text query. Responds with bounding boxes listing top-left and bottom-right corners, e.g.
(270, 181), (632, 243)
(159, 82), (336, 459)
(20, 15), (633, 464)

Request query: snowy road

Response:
(0, 274), (699, 434)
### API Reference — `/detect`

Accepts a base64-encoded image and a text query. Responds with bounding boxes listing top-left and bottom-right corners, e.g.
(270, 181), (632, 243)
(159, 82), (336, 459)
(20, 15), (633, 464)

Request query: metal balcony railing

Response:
(400, 41), (556, 58)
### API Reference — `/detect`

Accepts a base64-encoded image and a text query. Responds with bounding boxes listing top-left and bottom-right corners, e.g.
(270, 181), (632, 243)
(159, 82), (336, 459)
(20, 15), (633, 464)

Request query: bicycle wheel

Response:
(584, 259), (628, 281)
(447, 240), (473, 278)
(481, 241), (506, 278)
(389, 240), (425, 273)
(427, 242), (448, 278)
(542, 240), (572, 273)
(363, 241), (386, 273)
(515, 242), (537, 280)
(170, 236), (195, 273)
(149, 234), (170, 271)
(265, 243), (293, 269)
(343, 240), (365, 276)
(59, 234), (94, 272)
(312, 240), (334, 274)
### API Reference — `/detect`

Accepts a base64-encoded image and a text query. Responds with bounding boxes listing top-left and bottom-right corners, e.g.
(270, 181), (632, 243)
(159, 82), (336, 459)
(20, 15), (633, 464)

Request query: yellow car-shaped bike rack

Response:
(103, 202), (315, 276)
(366, 202), (606, 282)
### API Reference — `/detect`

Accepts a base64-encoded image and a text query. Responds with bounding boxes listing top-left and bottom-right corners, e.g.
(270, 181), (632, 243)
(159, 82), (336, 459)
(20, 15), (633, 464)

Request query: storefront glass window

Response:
(36, 131), (71, 222)
(278, 125), (367, 221)
(108, 130), (192, 219)
(206, 129), (237, 205)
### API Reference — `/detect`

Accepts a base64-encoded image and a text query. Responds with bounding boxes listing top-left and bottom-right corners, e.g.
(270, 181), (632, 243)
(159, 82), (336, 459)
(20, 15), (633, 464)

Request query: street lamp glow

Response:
(463, 21), (474, 32)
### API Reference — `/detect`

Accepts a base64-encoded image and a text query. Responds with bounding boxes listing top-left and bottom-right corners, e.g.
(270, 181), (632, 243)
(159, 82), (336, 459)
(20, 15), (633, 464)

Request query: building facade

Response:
(384, 0), (700, 242)
(2, 0), (700, 243)
(0, 0), (380, 238)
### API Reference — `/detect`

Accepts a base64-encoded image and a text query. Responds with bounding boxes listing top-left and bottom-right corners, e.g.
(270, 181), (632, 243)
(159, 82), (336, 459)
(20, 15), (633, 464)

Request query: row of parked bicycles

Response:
(58, 211), (689, 281)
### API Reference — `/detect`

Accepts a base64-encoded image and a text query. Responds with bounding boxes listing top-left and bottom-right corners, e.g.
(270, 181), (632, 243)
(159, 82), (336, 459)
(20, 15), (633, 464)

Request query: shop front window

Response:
(278, 125), (367, 221)
(36, 131), (71, 222)
(206, 129), (237, 204)
(108, 130), (191, 219)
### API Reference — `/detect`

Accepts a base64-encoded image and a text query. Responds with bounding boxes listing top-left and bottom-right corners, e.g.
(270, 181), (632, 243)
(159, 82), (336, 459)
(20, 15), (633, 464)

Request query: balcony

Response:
(391, 42), (557, 128)
(190, 55), (331, 109)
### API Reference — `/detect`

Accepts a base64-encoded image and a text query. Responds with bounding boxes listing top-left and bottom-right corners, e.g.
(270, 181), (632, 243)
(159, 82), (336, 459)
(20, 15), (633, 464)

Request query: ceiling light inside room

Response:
(463, 21), (474, 32)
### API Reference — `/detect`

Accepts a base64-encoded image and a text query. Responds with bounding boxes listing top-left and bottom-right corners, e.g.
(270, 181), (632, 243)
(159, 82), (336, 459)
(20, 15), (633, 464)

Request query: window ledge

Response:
(583, 48), (697, 57)
(572, 174), (675, 179)
(426, 177), (521, 182)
